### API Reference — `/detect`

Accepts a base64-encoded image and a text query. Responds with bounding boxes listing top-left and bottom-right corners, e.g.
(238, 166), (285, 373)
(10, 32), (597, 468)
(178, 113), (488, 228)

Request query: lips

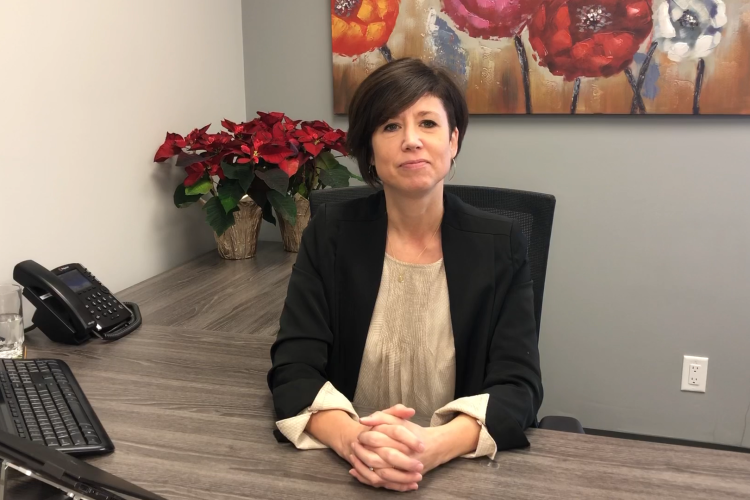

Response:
(400, 160), (429, 169)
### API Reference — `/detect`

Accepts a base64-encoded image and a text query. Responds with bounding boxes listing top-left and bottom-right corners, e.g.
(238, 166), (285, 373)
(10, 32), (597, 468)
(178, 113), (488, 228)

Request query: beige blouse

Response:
(276, 254), (497, 460)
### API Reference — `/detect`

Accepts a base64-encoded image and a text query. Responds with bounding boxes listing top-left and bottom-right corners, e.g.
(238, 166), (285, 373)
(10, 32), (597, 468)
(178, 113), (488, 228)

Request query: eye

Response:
(422, 120), (437, 128)
(383, 123), (399, 132)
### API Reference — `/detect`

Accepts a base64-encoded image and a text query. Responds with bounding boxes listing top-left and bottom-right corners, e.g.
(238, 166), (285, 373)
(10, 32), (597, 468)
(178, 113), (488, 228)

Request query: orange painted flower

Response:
(331, 0), (400, 57)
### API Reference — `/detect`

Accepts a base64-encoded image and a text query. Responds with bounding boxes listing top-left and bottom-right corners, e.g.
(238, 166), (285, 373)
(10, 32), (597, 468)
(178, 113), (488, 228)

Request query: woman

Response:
(268, 58), (542, 492)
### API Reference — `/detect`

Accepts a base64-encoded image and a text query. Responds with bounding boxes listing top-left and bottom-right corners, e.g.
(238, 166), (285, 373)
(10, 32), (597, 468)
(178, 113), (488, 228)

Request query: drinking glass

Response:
(0, 284), (24, 358)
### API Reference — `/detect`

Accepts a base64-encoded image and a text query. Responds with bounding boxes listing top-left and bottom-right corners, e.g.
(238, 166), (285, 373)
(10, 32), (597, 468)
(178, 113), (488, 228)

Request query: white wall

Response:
(242, 0), (750, 447)
(0, 0), (246, 318)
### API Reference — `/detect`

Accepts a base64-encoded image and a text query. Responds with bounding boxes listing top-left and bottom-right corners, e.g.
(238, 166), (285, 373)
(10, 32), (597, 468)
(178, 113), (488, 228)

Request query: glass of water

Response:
(0, 284), (24, 358)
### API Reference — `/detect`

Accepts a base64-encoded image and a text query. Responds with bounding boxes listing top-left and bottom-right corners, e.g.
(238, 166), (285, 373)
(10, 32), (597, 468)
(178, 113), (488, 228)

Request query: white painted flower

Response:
(653, 0), (727, 62)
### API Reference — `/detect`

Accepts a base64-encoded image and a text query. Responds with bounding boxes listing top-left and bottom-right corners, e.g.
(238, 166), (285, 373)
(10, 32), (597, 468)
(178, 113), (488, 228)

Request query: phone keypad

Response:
(56, 264), (131, 332)
(81, 289), (128, 327)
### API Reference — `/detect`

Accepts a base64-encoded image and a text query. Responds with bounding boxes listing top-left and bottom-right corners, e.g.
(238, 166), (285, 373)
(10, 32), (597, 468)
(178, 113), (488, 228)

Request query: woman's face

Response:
(370, 94), (459, 195)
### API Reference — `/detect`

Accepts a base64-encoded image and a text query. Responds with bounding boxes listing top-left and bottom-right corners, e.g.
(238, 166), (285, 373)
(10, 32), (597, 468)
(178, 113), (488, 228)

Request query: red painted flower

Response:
(528, 0), (653, 80)
(441, 0), (545, 39)
(331, 0), (400, 57)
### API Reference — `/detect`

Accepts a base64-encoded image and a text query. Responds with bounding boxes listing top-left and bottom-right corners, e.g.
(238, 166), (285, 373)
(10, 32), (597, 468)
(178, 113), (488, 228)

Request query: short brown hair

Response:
(346, 58), (469, 187)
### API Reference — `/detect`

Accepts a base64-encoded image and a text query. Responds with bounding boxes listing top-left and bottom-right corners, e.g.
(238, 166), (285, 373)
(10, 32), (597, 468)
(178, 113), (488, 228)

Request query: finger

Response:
(350, 469), (418, 492)
(354, 443), (423, 482)
(369, 445), (424, 473)
(366, 423), (425, 453)
(349, 452), (420, 489)
(349, 468), (373, 487)
(374, 463), (423, 485)
(358, 430), (413, 455)
(382, 404), (416, 420)
(351, 441), (390, 470)
(349, 453), (385, 487)
(359, 411), (404, 427)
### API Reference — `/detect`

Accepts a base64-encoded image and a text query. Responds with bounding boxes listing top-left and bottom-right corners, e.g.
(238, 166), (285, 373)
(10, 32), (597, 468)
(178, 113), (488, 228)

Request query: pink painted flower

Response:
(441, 0), (545, 39)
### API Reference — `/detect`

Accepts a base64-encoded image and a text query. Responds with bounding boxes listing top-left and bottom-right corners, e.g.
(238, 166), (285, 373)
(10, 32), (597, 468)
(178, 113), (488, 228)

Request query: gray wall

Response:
(242, 0), (750, 447)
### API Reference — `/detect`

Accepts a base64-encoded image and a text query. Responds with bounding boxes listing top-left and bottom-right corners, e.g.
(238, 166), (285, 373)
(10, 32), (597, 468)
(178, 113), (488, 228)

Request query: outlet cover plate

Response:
(681, 355), (708, 393)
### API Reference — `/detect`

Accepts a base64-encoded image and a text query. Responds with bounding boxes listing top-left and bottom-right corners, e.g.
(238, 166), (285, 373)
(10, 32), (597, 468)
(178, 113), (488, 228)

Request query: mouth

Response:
(399, 160), (429, 169)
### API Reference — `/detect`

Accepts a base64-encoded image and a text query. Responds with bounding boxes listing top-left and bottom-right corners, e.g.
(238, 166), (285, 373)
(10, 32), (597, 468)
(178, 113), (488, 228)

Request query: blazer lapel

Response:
(334, 192), (388, 399)
(442, 193), (495, 397)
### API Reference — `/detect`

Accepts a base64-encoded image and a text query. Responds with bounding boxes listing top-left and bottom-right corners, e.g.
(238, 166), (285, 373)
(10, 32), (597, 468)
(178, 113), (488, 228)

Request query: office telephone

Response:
(12, 260), (141, 345)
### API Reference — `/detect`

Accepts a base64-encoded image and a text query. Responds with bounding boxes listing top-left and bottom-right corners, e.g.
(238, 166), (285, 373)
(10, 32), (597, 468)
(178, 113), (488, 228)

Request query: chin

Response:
(394, 175), (444, 194)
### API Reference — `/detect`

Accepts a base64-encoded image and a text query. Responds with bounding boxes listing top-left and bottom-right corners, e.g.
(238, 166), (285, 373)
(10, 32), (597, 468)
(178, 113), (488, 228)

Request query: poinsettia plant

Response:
(153, 112), (360, 236)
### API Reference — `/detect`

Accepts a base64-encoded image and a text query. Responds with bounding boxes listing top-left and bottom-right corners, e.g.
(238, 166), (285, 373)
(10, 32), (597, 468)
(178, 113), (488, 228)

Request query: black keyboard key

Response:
(31, 437), (44, 444)
(86, 437), (101, 445)
(82, 429), (97, 437)
(67, 402), (91, 426)
(46, 439), (59, 447)
(70, 434), (86, 446)
(59, 438), (73, 447)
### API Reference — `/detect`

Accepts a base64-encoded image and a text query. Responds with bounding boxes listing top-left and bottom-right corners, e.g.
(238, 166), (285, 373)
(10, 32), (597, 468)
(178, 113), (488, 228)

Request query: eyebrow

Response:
(385, 110), (439, 122)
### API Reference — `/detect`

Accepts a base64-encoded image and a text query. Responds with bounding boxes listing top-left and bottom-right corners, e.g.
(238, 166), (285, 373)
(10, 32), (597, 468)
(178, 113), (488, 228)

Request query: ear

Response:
(450, 127), (459, 158)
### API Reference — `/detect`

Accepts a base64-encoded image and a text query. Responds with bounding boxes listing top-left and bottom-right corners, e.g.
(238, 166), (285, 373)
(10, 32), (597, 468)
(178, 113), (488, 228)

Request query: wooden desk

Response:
(7, 242), (750, 499)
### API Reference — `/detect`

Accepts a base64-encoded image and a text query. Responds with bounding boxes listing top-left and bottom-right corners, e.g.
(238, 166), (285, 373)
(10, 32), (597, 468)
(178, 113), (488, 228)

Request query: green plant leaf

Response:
(350, 171), (364, 182)
(297, 183), (308, 199)
(315, 151), (339, 171)
(261, 200), (276, 225)
(185, 177), (213, 195)
(221, 161), (255, 192)
(203, 196), (237, 236)
(217, 180), (245, 213)
(268, 191), (297, 226)
(319, 165), (351, 188)
(255, 168), (290, 195)
(173, 184), (202, 208)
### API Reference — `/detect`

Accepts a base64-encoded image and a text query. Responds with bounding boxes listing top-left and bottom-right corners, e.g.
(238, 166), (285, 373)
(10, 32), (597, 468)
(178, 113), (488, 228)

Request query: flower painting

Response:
(330, 0), (750, 114)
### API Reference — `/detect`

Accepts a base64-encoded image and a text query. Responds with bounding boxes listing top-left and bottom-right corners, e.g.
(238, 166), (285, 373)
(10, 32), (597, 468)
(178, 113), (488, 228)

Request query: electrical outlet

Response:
(681, 355), (708, 393)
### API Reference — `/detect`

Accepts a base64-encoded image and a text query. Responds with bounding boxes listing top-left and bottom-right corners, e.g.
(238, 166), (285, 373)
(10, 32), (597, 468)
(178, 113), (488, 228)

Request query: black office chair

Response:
(310, 185), (584, 434)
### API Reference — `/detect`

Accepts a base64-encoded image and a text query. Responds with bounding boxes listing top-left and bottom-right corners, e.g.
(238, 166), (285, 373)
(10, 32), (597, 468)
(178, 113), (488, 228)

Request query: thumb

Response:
(382, 404), (416, 420)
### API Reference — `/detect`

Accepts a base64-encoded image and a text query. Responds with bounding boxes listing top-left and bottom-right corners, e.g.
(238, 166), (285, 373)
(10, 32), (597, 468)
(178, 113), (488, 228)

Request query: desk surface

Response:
(8, 242), (750, 499)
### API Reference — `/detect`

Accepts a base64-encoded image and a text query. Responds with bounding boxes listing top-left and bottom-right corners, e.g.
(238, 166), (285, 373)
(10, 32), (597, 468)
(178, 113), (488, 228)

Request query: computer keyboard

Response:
(0, 359), (114, 455)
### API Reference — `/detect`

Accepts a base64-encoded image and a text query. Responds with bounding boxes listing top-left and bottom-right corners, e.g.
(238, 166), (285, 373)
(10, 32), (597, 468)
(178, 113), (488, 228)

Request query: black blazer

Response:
(268, 190), (543, 451)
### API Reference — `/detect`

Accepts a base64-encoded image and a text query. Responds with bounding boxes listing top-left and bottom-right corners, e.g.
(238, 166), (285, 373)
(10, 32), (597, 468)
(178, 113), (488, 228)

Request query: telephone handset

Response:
(12, 260), (142, 345)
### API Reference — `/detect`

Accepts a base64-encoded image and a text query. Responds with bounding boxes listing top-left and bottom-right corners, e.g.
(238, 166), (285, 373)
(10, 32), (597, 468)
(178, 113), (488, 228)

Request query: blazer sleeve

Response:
(483, 220), (543, 451)
(267, 205), (333, 422)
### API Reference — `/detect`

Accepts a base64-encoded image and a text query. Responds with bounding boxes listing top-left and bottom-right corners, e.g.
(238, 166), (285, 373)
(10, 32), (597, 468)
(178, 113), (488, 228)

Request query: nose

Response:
(401, 122), (423, 151)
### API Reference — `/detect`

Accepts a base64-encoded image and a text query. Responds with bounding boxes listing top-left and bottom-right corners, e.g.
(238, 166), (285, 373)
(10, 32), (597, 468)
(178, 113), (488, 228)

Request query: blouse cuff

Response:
(430, 393), (498, 460)
(275, 381), (360, 450)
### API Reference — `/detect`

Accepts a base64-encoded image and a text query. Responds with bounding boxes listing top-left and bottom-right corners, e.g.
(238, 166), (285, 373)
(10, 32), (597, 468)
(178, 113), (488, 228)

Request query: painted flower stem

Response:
(630, 42), (658, 115)
(380, 44), (393, 63)
(570, 78), (581, 114)
(514, 35), (532, 114)
(693, 59), (705, 114)
(624, 69), (646, 114)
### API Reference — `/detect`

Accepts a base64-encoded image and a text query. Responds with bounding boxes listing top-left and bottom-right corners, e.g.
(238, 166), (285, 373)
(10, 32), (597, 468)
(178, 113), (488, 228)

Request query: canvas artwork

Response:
(331, 0), (750, 114)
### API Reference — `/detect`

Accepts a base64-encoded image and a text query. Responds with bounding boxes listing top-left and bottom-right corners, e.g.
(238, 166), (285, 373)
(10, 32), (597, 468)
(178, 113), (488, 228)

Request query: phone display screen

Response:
(57, 269), (93, 292)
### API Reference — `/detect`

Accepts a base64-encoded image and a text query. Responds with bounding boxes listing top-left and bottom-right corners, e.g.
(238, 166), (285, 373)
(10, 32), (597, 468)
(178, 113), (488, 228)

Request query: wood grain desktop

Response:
(6, 242), (750, 499)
